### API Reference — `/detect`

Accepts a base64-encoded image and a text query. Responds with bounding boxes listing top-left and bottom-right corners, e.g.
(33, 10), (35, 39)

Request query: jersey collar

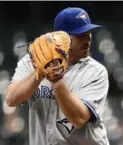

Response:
(78, 56), (90, 64)
(67, 56), (90, 70)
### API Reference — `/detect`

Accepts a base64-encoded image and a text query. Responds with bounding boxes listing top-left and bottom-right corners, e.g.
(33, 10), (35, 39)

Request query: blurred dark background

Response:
(0, 1), (123, 145)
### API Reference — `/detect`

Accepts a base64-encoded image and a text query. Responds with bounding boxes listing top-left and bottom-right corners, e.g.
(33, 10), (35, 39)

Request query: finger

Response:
(49, 61), (54, 67)
(54, 59), (61, 66)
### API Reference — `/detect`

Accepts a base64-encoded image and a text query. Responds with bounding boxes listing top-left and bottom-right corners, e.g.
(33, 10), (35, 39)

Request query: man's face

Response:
(68, 32), (92, 65)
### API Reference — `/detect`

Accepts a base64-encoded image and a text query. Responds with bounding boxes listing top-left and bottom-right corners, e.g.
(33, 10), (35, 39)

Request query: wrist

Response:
(52, 79), (64, 89)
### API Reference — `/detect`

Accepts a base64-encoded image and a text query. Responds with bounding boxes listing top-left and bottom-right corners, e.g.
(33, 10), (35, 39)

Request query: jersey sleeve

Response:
(10, 54), (34, 84)
(73, 67), (109, 122)
(9, 54), (35, 106)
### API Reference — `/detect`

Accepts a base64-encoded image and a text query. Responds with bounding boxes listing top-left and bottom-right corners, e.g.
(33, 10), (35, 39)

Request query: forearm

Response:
(6, 71), (43, 106)
(53, 80), (91, 128)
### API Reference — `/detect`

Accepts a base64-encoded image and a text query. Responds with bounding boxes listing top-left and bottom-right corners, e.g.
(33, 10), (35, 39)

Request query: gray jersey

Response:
(10, 54), (109, 145)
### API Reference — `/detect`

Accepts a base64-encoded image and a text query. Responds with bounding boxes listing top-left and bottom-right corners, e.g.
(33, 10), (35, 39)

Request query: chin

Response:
(82, 55), (88, 58)
(82, 54), (89, 58)
(82, 52), (90, 58)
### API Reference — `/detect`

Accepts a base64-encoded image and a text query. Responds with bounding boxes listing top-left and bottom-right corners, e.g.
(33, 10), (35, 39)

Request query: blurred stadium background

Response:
(0, 1), (123, 145)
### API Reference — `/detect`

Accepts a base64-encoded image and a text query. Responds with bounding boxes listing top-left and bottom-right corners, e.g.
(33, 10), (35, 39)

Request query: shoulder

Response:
(15, 53), (34, 72)
(87, 56), (108, 79)
(17, 54), (33, 68)
(17, 54), (31, 65)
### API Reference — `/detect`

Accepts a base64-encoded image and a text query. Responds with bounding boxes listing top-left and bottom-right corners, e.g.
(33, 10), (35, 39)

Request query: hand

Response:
(45, 59), (65, 83)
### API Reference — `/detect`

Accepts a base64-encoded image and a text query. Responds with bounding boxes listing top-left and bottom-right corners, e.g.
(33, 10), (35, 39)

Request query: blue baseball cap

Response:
(54, 7), (102, 35)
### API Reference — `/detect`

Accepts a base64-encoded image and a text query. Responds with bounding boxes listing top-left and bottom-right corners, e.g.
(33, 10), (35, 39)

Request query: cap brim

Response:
(68, 24), (102, 35)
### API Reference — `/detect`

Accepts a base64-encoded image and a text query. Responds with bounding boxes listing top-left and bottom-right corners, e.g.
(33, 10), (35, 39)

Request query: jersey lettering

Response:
(41, 86), (50, 98)
(32, 85), (55, 101)
(32, 88), (40, 101)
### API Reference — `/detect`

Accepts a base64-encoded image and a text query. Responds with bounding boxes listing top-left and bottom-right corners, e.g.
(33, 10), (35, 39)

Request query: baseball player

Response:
(5, 7), (109, 145)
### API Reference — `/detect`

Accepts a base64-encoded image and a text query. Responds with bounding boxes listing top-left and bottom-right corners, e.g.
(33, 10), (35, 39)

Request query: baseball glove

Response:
(28, 31), (71, 82)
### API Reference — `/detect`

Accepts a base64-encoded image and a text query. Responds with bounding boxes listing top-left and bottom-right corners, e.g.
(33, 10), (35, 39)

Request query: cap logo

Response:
(76, 12), (88, 23)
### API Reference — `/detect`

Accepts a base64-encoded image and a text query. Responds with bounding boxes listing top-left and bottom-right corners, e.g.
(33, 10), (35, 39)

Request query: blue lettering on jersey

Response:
(32, 85), (55, 101)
